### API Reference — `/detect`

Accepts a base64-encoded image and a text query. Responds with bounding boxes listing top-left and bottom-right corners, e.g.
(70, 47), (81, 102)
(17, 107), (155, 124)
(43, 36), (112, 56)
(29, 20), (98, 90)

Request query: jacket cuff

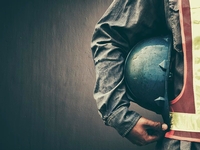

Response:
(106, 107), (141, 137)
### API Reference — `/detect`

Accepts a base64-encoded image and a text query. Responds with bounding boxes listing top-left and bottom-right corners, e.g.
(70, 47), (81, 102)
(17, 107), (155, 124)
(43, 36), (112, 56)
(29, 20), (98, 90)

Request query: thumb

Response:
(161, 123), (168, 131)
(144, 119), (162, 129)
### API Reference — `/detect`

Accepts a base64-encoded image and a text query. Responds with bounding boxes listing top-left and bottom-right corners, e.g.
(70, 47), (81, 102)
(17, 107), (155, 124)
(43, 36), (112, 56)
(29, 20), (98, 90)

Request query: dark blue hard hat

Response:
(124, 36), (172, 127)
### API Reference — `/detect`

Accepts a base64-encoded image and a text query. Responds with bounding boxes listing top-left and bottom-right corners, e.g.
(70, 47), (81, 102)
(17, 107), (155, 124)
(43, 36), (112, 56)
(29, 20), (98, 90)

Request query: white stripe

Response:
(170, 112), (200, 132)
(189, 0), (200, 114)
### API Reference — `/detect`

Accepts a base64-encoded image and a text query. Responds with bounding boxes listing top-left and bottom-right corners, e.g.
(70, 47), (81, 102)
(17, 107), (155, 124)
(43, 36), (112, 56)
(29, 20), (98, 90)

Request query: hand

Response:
(125, 117), (168, 146)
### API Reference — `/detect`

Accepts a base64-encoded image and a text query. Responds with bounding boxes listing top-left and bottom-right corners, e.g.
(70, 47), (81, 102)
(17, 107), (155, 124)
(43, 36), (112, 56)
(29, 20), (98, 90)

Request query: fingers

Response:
(144, 119), (168, 132)
(132, 131), (160, 146)
(147, 124), (168, 143)
(143, 120), (168, 144)
(126, 117), (167, 146)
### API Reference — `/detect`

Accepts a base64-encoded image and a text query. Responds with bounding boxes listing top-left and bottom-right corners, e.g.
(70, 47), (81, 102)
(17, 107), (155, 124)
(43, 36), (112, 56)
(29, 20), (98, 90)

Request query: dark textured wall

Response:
(0, 0), (162, 150)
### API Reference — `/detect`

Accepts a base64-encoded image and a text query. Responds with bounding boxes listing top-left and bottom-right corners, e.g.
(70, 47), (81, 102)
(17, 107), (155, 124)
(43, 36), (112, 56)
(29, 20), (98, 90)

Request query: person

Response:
(91, 0), (200, 149)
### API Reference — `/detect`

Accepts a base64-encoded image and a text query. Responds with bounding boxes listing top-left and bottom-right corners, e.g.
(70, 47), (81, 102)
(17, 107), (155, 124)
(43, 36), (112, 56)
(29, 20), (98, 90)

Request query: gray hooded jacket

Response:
(91, 0), (182, 137)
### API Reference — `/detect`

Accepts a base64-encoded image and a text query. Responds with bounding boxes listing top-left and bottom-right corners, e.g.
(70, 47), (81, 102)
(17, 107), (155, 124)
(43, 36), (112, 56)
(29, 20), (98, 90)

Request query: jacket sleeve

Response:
(91, 0), (164, 136)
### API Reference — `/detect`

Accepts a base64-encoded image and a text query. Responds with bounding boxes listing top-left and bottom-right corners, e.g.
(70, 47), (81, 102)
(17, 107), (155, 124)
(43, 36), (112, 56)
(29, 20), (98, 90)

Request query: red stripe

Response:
(166, 131), (200, 142)
(170, 0), (195, 113)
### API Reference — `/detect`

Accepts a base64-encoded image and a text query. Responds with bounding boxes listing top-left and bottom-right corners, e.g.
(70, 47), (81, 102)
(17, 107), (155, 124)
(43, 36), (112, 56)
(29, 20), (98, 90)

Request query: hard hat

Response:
(124, 36), (172, 127)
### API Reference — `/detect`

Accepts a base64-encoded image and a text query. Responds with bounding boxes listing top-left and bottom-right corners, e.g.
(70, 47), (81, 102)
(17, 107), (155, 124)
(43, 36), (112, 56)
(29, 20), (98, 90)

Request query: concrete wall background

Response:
(0, 0), (162, 149)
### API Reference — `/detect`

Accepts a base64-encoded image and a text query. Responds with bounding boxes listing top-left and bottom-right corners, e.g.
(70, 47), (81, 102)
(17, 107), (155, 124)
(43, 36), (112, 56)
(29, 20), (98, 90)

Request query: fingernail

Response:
(162, 124), (168, 131)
